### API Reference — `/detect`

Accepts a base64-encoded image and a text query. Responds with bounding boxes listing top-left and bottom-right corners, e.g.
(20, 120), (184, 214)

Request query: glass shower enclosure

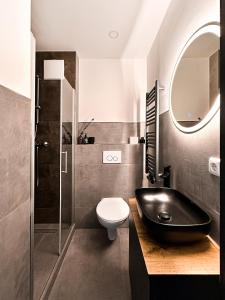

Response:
(60, 78), (74, 252)
(33, 75), (75, 299)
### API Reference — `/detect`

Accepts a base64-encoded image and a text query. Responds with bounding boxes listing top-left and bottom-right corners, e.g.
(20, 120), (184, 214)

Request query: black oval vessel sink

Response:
(135, 188), (211, 243)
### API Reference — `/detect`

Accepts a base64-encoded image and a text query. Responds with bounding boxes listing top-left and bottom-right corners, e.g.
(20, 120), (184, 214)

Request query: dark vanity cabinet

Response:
(129, 199), (220, 300)
(129, 212), (150, 299)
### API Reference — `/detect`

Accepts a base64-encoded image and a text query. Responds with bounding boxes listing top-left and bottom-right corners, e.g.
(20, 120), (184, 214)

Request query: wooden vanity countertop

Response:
(129, 198), (220, 275)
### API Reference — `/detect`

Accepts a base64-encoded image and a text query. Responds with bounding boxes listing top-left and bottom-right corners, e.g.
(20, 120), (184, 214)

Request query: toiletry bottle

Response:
(78, 134), (84, 144)
(84, 133), (89, 144)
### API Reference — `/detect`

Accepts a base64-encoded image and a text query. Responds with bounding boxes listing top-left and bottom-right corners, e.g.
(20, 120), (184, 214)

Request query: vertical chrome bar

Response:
(30, 33), (36, 300)
(36, 75), (40, 107)
(61, 151), (68, 173)
(59, 80), (63, 255)
(36, 75), (40, 126)
(36, 146), (39, 188)
(72, 89), (75, 223)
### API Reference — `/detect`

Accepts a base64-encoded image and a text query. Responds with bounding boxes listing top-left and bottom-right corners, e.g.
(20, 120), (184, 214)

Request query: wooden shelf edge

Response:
(129, 198), (220, 276)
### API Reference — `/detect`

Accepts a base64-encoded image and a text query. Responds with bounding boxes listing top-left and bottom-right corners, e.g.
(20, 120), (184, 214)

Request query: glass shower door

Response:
(60, 78), (74, 253)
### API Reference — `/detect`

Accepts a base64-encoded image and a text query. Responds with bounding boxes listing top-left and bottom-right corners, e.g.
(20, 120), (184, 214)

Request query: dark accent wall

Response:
(36, 52), (76, 89)
(159, 111), (220, 242)
(75, 122), (143, 228)
(35, 80), (61, 224)
(35, 52), (76, 225)
(0, 85), (31, 299)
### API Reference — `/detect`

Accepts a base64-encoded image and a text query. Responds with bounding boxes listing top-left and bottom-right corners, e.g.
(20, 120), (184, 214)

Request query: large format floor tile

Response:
(49, 228), (131, 300)
(33, 232), (59, 300)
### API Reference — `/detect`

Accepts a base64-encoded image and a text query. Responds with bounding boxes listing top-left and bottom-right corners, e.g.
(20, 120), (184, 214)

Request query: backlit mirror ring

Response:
(169, 23), (220, 133)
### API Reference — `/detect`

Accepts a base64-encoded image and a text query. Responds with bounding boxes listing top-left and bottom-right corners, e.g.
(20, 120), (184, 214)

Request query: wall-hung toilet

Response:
(96, 197), (130, 240)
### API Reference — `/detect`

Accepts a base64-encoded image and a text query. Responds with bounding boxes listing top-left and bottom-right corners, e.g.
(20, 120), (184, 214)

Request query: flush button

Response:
(106, 155), (113, 161)
(103, 151), (121, 164)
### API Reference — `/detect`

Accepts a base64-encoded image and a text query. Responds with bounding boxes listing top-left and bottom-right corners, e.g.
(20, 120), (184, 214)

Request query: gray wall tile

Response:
(75, 144), (102, 165)
(75, 124), (143, 228)
(0, 85), (31, 299)
(75, 165), (102, 207)
(0, 86), (30, 219)
(75, 207), (101, 228)
(0, 201), (30, 300)
(100, 164), (142, 199)
(159, 111), (220, 242)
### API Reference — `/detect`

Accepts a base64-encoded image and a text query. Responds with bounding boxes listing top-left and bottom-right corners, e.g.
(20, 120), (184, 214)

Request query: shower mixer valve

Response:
(35, 141), (49, 148)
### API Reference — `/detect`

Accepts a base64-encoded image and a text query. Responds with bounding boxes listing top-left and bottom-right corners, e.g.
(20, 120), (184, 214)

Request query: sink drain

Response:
(158, 212), (172, 222)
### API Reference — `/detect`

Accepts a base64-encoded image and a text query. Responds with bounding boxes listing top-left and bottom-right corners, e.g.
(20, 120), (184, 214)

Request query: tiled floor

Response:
(48, 228), (131, 300)
(33, 232), (59, 300)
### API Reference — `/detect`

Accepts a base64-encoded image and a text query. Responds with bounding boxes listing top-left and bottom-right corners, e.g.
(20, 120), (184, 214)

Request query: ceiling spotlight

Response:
(108, 30), (119, 39)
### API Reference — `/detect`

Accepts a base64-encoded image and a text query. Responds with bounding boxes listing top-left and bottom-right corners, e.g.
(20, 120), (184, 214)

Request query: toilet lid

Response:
(96, 198), (130, 222)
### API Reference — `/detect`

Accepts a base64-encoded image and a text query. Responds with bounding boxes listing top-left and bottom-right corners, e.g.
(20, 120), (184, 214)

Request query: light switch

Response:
(208, 157), (220, 177)
(103, 151), (121, 164)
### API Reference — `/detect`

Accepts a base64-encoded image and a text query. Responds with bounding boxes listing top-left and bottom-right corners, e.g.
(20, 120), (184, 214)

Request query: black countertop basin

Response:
(135, 188), (211, 243)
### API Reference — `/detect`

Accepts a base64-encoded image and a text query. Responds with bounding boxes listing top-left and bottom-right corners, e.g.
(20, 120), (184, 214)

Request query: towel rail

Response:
(145, 80), (163, 183)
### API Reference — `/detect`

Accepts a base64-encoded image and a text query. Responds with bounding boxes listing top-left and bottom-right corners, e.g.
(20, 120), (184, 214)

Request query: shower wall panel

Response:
(35, 80), (61, 223)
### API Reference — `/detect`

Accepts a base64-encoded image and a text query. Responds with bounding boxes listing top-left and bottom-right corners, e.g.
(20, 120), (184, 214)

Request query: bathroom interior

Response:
(0, 0), (225, 299)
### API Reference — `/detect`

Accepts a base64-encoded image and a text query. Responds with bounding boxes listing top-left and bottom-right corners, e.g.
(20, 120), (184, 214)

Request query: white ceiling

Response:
(32, 0), (172, 58)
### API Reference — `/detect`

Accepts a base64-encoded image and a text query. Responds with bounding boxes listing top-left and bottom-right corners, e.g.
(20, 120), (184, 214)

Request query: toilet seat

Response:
(96, 197), (129, 223)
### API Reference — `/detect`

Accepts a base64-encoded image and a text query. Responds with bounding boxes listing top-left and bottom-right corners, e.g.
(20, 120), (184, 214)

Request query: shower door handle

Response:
(36, 146), (39, 188)
(62, 151), (68, 173)
(35, 75), (41, 126)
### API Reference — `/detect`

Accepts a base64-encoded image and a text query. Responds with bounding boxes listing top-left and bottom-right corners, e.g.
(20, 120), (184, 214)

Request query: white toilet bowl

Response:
(96, 197), (130, 240)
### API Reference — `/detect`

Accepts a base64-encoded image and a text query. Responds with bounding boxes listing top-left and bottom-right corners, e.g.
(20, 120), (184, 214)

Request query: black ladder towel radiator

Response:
(145, 80), (163, 184)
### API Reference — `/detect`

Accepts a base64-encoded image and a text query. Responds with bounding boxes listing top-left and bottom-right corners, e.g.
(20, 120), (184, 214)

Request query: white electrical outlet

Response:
(208, 157), (220, 177)
(103, 151), (121, 164)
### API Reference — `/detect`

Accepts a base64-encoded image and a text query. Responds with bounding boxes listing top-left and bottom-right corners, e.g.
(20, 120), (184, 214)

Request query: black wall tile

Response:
(36, 52), (76, 89)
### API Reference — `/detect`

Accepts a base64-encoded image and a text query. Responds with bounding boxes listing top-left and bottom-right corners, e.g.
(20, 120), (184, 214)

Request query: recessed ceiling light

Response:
(108, 30), (119, 39)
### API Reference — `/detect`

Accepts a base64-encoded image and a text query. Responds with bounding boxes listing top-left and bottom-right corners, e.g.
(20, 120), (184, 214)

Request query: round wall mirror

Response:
(170, 24), (220, 133)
